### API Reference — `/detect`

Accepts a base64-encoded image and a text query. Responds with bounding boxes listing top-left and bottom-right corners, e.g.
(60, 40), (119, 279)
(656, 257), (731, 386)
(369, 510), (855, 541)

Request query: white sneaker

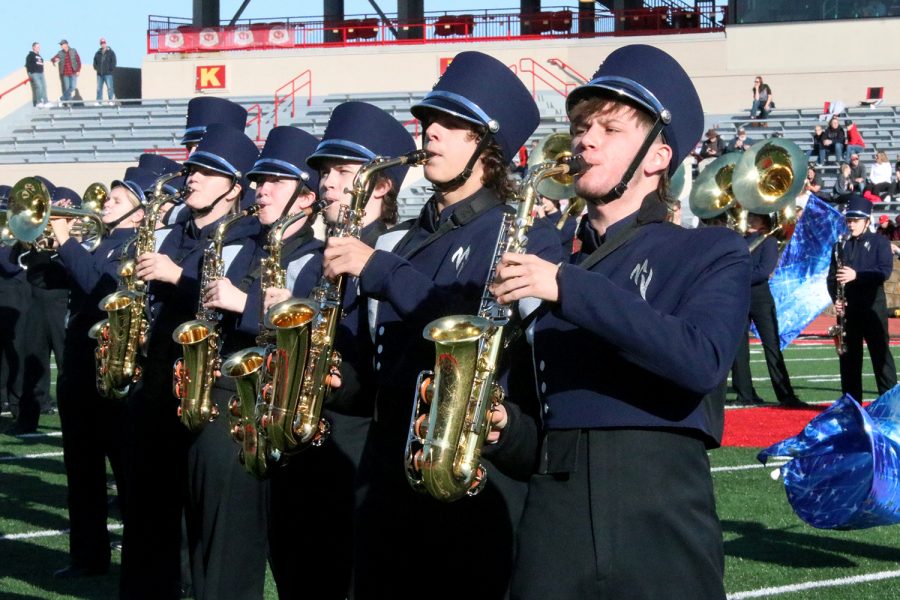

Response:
(106, 101), (116, 106)
(93, 101), (102, 107)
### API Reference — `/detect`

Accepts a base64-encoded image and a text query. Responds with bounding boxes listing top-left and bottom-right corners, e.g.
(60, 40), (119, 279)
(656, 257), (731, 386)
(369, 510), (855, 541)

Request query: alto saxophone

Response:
(90, 171), (186, 398)
(223, 200), (324, 477)
(405, 154), (585, 502)
(172, 204), (260, 432)
(266, 149), (431, 457)
(828, 234), (848, 356)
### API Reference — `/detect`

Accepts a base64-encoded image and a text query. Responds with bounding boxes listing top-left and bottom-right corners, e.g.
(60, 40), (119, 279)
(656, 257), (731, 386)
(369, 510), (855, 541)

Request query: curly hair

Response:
(464, 128), (517, 200)
(377, 173), (399, 226)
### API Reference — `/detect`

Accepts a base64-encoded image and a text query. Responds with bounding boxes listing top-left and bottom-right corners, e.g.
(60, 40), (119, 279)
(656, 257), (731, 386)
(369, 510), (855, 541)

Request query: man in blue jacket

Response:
(828, 194), (897, 403)
(491, 44), (751, 599)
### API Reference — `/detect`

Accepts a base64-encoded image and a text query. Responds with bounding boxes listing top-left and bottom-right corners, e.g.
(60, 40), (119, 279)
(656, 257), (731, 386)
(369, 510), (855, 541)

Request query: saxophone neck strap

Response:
(396, 192), (504, 260)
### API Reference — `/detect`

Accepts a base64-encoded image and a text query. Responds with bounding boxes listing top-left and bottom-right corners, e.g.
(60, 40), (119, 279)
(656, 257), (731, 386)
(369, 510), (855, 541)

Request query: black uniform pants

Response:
(353, 409), (525, 600)
(58, 336), (127, 571)
(511, 429), (725, 600)
(11, 285), (68, 429)
(268, 411), (369, 600)
(731, 285), (796, 403)
(0, 277), (29, 412)
(840, 306), (898, 403)
(185, 380), (269, 600)
(119, 374), (187, 600)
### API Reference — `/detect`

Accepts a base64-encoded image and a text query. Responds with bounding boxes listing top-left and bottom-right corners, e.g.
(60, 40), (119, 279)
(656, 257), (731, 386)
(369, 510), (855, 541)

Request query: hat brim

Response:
(247, 159), (310, 182)
(184, 151), (240, 178)
(846, 211), (871, 219)
(566, 79), (663, 118)
(306, 140), (372, 170)
(411, 97), (485, 129)
(111, 180), (146, 206)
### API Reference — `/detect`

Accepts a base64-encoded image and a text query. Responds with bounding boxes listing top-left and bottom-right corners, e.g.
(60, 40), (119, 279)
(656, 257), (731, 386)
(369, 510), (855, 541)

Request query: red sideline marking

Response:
(723, 405), (827, 448)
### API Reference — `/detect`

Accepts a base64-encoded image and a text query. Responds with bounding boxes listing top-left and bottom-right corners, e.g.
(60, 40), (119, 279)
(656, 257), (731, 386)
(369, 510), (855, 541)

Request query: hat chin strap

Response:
(588, 115), (667, 206)
(192, 178), (238, 218)
(431, 132), (494, 193)
(278, 180), (309, 221)
(106, 203), (143, 230)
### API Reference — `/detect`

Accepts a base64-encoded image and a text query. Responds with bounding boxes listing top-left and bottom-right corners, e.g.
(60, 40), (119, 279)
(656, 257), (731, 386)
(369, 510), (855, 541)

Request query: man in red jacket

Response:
(51, 39), (81, 103)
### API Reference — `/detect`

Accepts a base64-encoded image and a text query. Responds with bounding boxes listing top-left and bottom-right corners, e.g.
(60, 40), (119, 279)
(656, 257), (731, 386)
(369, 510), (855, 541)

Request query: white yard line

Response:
(0, 523), (122, 542)
(711, 461), (787, 473)
(727, 569), (900, 599)
(0, 451), (64, 462)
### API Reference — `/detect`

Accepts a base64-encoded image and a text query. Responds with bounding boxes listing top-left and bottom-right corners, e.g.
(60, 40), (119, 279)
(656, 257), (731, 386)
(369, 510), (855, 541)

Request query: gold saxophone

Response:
(90, 172), (186, 398)
(223, 201), (324, 477)
(264, 149), (431, 457)
(828, 234), (848, 356)
(405, 153), (585, 502)
(172, 204), (260, 432)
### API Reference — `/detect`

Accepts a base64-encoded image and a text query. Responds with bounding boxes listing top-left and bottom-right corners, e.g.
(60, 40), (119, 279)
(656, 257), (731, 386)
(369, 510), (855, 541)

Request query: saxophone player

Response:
(827, 194), (897, 404)
(322, 52), (562, 598)
(120, 124), (260, 600)
(490, 45), (751, 599)
(263, 102), (415, 600)
(45, 167), (153, 578)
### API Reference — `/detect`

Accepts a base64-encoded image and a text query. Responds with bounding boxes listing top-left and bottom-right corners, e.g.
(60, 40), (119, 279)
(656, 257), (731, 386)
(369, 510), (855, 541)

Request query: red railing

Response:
(518, 57), (579, 99)
(0, 78), (30, 102)
(547, 58), (589, 85)
(147, 7), (726, 54)
(402, 118), (420, 137)
(246, 103), (263, 141)
(273, 70), (312, 128)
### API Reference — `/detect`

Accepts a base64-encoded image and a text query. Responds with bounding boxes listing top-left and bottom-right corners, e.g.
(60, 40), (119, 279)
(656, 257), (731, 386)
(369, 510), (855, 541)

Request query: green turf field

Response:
(2, 344), (899, 599)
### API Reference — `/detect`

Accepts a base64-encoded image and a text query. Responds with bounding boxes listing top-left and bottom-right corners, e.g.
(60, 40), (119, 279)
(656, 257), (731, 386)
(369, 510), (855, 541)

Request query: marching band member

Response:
(0, 184), (29, 422)
(198, 125), (324, 600)
(828, 194), (897, 403)
(262, 102), (415, 600)
(4, 179), (72, 434)
(323, 52), (561, 598)
(730, 212), (804, 407)
(48, 167), (155, 578)
(120, 124), (259, 600)
(491, 45), (750, 599)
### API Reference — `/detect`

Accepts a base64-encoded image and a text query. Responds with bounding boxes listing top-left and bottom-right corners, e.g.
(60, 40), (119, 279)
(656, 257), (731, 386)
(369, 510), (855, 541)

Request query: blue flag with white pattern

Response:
(758, 195), (847, 349)
(757, 386), (900, 529)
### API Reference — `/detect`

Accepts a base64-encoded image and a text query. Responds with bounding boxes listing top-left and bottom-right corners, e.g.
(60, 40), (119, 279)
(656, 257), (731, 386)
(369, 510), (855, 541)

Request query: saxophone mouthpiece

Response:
(564, 154), (587, 176)
(407, 149), (433, 165)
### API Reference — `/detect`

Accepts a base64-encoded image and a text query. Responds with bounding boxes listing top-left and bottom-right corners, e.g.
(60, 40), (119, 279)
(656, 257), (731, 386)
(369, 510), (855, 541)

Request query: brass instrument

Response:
(527, 133), (585, 233)
(265, 149), (431, 457)
(828, 234), (848, 356)
(405, 153), (585, 502)
(6, 176), (105, 253)
(81, 182), (108, 214)
(173, 204), (260, 432)
(91, 171), (185, 399)
(689, 153), (741, 222)
(224, 200), (324, 477)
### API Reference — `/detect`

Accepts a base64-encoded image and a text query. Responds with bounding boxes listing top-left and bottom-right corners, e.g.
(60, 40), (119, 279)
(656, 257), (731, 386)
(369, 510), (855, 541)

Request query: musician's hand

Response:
(203, 278), (247, 313)
(48, 217), (73, 246)
(263, 287), (292, 313)
(836, 266), (857, 284)
(323, 237), (374, 279)
(136, 252), (183, 284)
(485, 404), (509, 444)
(491, 252), (559, 304)
(835, 300), (847, 316)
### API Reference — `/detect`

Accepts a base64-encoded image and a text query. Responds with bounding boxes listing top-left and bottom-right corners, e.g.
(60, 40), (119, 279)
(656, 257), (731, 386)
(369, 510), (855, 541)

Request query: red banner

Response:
(160, 25), (292, 53)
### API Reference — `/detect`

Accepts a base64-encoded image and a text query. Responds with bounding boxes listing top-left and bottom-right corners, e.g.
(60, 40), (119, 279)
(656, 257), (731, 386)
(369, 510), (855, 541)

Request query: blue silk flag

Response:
(756, 195), (847, 349)
(757, 386), (900, 530)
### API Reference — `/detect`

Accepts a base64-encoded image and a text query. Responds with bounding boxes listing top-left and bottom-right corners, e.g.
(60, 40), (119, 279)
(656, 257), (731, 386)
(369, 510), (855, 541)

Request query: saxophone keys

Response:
(310, 418), (331, 447)
(466, 465), (487, 497)
(231, 425), (244, 441)
(419, 377), (434, 403)
(413, 413), (429, 439)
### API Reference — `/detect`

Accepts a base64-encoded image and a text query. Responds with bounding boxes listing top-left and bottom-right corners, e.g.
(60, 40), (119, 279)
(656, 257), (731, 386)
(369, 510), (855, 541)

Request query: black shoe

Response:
(4, 424), (37, 436)
(779, 397), (810, 408)
(53, 565), (108, 578)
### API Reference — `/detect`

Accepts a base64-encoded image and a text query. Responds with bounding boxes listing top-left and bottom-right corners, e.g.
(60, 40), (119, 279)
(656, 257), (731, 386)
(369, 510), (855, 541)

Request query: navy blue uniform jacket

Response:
(827, 230), (893, 313)
(533, 195), (750, 447)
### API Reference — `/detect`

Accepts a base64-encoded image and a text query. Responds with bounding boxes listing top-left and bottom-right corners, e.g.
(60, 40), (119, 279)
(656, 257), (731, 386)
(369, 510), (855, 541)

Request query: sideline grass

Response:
(2, 344), (899, 599)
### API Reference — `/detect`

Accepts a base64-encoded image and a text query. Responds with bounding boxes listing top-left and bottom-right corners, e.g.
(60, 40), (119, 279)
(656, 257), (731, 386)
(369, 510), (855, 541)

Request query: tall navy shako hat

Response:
(180, 97), (248, 146)
(53, 186), (82, 208)
(34, 176), (56, 200)
(112, 167), (160, 206)
(248, 126), (321, 193)
(845, 194), (873, 219)
(184, 123), (259, 182)
(306, 101), (416, 190)
(0, 184), (10, 208)
(567, 44), (704, 179)
(410, 51), (540, 164)
(138, 153), (184, 196)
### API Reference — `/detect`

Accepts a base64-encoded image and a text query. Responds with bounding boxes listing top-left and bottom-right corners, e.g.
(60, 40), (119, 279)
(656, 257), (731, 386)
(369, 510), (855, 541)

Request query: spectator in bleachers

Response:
(877, 214), (895, 238)
(845, 119), (866, 158)
(849, 153), (867, 191)
(699, 128), (725, 160)
(864, 151), (893, 201)
(833, 162), (855, 204)
(807, 124), (825, 164)
(804, 165), (822, 197)
(822, 116), (847, 163)
(93, 38), (116, 106)
(726, 127), (753, 153)
(51, 40), (81, 103)
(750, 75), (773, 124)
(892, 215), (900, 241)
(25, 42), (48, 108)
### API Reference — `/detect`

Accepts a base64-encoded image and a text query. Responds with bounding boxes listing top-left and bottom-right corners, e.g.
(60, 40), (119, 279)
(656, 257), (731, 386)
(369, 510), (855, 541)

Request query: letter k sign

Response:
(196, 66), (226, 90)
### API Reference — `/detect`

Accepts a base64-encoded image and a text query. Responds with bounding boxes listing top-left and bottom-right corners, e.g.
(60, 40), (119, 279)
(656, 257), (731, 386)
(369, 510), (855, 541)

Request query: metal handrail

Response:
(518, 57), (578, 99)
(0, 78), (30, 102)
(273, 70), (312, 128)
(546, 58), (589, 85)
(246, 103), (263, 141)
